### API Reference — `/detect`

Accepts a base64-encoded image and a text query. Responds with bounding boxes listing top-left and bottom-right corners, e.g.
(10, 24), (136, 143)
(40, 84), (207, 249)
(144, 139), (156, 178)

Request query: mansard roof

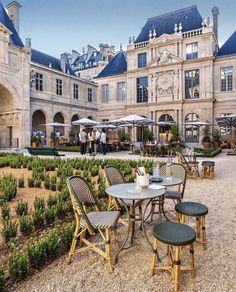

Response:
(135, 5), (202, 43)
(96, 51), (127, 78)
(73, 51), (102, 66)
(217, 31), (236, 57)
(0, 0), (23, 47)
(31, 49), (76, 76)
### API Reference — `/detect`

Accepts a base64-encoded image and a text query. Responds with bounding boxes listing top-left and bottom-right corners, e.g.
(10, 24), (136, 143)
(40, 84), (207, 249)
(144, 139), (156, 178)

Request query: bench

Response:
(25, 147), (65, 158)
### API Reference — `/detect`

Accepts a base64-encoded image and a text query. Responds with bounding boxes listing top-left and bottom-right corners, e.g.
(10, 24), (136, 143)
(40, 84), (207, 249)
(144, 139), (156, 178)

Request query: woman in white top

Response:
(100, 129), (107, 155)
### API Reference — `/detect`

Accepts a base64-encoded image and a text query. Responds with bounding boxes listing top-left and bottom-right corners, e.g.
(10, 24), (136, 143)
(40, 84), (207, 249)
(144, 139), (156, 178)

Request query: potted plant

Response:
(36, 133), (42, 148)
(50, 132), (56, 147)
(31, 136), (37, 148)
(213, 129), (221, 149)
(202, 125), (211, 148)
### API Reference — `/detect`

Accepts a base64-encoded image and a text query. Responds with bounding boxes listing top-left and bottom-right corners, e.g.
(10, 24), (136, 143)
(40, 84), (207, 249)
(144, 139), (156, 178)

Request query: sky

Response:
(1, 0), (236, 58)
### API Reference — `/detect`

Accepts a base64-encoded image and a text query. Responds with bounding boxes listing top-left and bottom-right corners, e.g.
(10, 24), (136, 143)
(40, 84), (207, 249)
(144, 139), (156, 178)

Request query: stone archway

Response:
(158, 114), (174, 142)
(32, 110), (46, 136)
(0, 83), (19, 148)
(71, 114), (80, 139)
(54, 112), (65, 135)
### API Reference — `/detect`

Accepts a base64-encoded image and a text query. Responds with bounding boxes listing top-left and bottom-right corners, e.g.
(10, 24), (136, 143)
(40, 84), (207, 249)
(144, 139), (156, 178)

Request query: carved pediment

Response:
(149, 33), (182, 46)
(147, 49), (182, 68)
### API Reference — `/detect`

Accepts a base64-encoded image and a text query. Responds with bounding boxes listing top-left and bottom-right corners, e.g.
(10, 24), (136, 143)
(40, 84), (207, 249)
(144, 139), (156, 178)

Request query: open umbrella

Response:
(42, 122), (71, 127)
(215, 114), (236, 140)
(93, 124), (117, 129)
(72, 118), (98, 126)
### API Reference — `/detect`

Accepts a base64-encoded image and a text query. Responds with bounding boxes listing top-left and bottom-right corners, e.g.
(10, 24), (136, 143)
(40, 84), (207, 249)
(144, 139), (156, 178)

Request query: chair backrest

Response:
(175, 151), (191, 170)
(104, 166), (124, 186)
(160, 163), (187, 198)
(67, 175), (100, 234)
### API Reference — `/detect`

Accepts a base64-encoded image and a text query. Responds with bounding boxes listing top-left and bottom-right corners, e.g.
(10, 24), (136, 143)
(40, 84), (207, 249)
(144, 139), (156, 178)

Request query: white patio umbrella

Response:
(156, 121), (175, 126)
(72, 118), (98, 126)
(215, 114), (236, 139)
(42, 122), (71, 127)
(93, 124), (117, 129)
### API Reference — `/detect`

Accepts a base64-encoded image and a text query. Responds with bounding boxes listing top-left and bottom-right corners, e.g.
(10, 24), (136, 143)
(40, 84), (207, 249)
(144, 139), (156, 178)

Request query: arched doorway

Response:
(71, 114), (80, 141)
(32, 110), (46, 136)
(158, 114), (174, 142)
(185, 113), (199, 142)
(0, 84), (16, 148)
(54, 112), (65, 135)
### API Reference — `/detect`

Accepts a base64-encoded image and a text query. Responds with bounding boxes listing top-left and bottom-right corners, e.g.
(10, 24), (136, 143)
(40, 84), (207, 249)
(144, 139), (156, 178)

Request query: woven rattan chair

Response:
(150, 163), (187, 221)
(175, 151), (199, 178)
(66, 175), (120, 273)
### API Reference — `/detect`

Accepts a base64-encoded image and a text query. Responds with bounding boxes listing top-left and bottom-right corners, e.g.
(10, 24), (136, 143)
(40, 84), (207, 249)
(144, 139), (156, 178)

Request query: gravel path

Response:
(13, 151), (236, 292)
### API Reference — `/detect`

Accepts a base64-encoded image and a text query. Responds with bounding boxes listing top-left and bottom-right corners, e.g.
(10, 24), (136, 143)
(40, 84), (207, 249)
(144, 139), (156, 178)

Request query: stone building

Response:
(0, 1), (98, 148)
(96, 5), (236, 143)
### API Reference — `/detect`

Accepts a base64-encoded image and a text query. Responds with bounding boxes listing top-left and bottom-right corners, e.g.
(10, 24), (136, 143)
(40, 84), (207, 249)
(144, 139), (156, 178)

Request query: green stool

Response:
(151, 222), (196, 292)
(175, 202), (208, 249)
(201, 160), (215, 179)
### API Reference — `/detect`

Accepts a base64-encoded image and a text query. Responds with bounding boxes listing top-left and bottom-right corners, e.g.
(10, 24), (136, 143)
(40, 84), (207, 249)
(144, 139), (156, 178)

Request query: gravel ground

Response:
(13, 151), (236, 292)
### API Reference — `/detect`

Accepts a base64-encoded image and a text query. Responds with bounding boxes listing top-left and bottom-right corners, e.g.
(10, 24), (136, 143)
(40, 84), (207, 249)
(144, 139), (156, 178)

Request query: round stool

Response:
(201, 160), (215, 179)
(175, 202), (208, 249)
(151, 222), (196, 292)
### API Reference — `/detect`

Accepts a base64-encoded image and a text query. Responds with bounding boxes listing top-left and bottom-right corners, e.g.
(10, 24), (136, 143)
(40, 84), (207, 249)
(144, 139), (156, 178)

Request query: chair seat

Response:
(202, 161), (215, 166)
(81, 211), (120, 229)
(175, 202), (208, 217)
(153, 222), (196, 246)
(118, 198), (142, 207)
(164, 190), (182, 200)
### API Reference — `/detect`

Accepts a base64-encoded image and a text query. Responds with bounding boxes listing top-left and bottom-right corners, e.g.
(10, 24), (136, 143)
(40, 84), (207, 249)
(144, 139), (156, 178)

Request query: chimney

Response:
(60, 53), (71, 73)
(25, 38), (31, 50)
(6, 1), (22, 34)
(212, 6), (219, 41)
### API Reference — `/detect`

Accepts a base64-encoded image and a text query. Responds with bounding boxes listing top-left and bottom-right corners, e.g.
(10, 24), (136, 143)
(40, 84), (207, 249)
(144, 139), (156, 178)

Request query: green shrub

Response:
(47, 193), (58, 208)
(0, 265), (5, 291)
(59, 223), (75, 250)
(44, 175), (50, 190)
(8, 249), (29, 281)
(33, 197), (45, 211)
(34, 179), (41, 188)
(32, 210), (45, 230)
(44, 208), (56, 225)
(27, 240), (46, 269)
(54, 201), (67, 220)
(19, 216), (33, 236)
(1, 219), (18, 243)
(27, 177), (35, 188)
(15, 199), (28, 216)
(44, 231), (60, 260)
(1, 203), (10, 221)
(18, 176), (25, 188)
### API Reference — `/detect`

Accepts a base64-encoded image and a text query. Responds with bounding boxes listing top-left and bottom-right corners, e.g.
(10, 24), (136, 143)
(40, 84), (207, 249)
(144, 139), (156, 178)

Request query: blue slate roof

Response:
(217, 31), (236, 57)
(73, 51), (102, 67)
(96, 51), (127, 78)
(135, 5), (202, 43)
(0, 0), (23, 47)
(31, 49), (76, 76)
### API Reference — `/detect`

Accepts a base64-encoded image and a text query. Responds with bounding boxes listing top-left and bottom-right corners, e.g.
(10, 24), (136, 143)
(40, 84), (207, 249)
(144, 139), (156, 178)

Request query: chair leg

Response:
(173, 246), (181, 292)
(105, 228), (113, 273)
(150, 238), (159, 276)
(113, 228), (120, 249)
(67, 213), (80, 264)
(150, 202), (155, 222)
(201, 216), (207, 250)
(79, 229), (86, 248)
(189, 243), (195, 278)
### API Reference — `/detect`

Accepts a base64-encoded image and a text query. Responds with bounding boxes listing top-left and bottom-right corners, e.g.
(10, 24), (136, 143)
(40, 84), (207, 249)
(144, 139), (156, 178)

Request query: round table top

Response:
(106, 183), (166, 200)
(149, 176), (183, 187)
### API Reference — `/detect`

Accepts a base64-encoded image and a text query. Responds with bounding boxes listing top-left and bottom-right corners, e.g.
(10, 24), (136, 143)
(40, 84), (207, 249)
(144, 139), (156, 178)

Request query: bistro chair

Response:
(150, 163), (187, 221)
(151, 222), (196, 292)
(66, 175), (120, 273)
(175, 151), (199, 178)
(175, 201), (208, 249)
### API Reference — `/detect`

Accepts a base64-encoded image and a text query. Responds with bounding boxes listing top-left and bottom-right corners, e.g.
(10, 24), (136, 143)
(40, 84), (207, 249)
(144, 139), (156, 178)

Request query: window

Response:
(220, 113), (233, 135)
(88, 88), (93, 102)
(138, 53), (147, 68)
(101, 84), (109, 103)
(137, 77), (148, 103)
(35, 73), (43, 91)
(221, 67), (233, 91)
(73, 84), (79, 99)
(185, 69), (200, 99)
(56, 79), (62, 95)
(185, 113), (200, 142)
(186, 42), (198, 59)
(117, 82), (125, 101)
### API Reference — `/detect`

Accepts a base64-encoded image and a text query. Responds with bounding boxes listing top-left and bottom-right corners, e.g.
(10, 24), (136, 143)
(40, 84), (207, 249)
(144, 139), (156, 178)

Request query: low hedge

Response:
(194, 147), (222, 157)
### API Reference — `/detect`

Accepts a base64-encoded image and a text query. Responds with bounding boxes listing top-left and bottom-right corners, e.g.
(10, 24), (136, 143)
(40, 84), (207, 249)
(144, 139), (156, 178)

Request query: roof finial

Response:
(179, 22), (182, 32)
(201, 18), (205, 28)
(174, 23), (178, 34)
(149, 30), (153, 40)
(128, 37), (132, 45)
(132, 36), (135, 43)
(206, 17), (211, 27)
(49, 62), (52, 68)
(153, 29), (156, 38)
(120, 43), (122, 51)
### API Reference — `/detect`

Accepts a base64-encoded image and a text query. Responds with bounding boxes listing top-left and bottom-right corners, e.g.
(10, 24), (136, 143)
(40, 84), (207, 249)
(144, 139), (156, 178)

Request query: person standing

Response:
(94, 129), (101, 154)
(80, 129), (87, 155)
(101, 129), (107, 155)
(88, 130), (95, 155)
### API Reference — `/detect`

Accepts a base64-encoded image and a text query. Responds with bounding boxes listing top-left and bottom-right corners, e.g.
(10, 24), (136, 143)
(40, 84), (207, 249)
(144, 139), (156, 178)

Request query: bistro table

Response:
(106, 182), (165, 262)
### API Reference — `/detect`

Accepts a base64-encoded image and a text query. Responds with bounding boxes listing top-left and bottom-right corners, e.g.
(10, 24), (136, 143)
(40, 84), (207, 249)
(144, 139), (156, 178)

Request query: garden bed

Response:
(193, 147), (222, 157)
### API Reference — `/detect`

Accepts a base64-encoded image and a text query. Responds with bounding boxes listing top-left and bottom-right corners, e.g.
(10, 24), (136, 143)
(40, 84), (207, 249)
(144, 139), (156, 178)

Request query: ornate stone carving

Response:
(151, 69), (179, 97)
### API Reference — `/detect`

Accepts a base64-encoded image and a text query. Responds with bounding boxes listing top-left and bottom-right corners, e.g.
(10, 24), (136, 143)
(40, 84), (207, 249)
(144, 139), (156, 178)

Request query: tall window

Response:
(185, 113), (200, 142)
(186, 42), (198, 59)
(35, 73), (43, 91)
(185, 69), (200, 99)
(101, 84), (109, 103)
(117, 82), (125, 101)
(137, 77), (148, 103)
(73, 84), (79, 99)
(88, 88), (93, 102)
(56, 79), (62, 95)
(221, 67), (233, 91)
(138, 53), (147, 68)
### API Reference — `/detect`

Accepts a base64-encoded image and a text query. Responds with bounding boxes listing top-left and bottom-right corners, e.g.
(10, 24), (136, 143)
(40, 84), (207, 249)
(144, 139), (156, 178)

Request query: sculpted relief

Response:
(151, 70), (179, 98)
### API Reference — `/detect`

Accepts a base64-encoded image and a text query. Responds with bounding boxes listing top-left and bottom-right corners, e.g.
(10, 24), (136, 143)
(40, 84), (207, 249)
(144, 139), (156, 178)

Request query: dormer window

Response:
(186, 42), (198, 60)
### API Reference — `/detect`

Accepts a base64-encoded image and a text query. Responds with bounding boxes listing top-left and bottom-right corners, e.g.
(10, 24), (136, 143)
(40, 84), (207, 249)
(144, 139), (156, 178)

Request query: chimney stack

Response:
(212, 6), (219, 41)
(6, 1), (22, 34)
(60, 53), (71, 73)
(25, 38), (31, 50)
